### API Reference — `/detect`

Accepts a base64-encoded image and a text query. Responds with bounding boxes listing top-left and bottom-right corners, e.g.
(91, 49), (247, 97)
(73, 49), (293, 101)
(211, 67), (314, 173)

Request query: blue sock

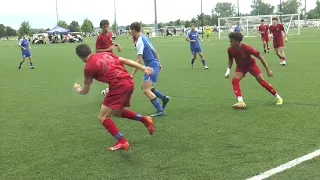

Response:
(136, 114), (142, 121)
(115, 132), (123, 140)
(201, 60), (206, 66)
(151, 98), (163, 112)
(30, 62), (33, 67)
(191, 59), (195, 65)
(151, 88), (165, 100)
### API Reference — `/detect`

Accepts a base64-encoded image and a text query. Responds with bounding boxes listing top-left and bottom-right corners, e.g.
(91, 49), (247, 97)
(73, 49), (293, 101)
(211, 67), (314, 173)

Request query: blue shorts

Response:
(191, 48), (202, 55)
(143, 65), (159, 84)
(22, 51), (32, 58)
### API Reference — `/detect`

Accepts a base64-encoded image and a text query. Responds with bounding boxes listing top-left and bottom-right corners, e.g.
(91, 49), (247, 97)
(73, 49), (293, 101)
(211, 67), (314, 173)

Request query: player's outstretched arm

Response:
(119, 57), (153, 75)
(256, 54), (273, 77)
(74, 83), (91, 95)
(131, 55), (143, 77)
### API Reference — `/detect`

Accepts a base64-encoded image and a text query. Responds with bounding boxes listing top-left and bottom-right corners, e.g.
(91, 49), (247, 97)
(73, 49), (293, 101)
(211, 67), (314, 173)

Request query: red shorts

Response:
(235, 63), (262, 77)
(261, 36), (269, 42)
(103, 78), (134, 110)
(273, 40), (284, 48)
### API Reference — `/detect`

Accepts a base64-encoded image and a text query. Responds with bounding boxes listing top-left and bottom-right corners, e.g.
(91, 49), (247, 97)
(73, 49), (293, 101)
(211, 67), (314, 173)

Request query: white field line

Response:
(246, 149), (320, 180)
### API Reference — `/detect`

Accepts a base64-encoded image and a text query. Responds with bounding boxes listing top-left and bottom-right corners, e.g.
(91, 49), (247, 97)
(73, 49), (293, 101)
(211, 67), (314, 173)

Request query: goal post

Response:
(218, 14), (300, 39)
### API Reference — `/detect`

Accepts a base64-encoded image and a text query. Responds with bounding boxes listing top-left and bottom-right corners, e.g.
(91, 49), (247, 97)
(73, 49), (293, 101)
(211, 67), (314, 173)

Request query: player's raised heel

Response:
(143, 116), (155, 135)
(107, 141), (130, 151)
(150, 111), (166, 117)
(162, 96), (170, 109)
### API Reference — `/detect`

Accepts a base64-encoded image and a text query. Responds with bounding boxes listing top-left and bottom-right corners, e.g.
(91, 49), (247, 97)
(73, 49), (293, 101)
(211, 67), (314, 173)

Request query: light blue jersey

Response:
(234, 25), (241, 32)
(186, 30), (201, 50)
(19, 38), (31, 57)
(136, 35), (159, 83)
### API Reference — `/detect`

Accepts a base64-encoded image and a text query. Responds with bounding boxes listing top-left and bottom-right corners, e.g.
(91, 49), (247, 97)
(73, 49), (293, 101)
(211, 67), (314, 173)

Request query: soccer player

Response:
(18, 33), (34, 69)
(234, 22), (241, 33)
(224, 32), (283, 108)
(145, 29), (150, 38)
(269, 17), (288, 65)
(258, 19), (270, 53)
(74, 44), (155, 151)
(205, 25), (211, 41)
(96, 19), (121, 53)
(186, 24), (209, 69)
(130, 22), (170, 117)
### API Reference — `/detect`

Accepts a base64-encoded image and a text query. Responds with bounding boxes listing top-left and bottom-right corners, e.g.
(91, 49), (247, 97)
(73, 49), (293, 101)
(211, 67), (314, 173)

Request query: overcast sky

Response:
(0, 0), (317, 29)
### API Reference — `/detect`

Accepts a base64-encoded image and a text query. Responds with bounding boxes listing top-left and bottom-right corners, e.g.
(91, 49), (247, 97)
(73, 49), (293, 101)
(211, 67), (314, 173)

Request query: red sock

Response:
(259, 80), (277, 96)
(121, 109), (144, 121)
(232, 78), (242, 97)
(267, 47), (270, 51)
(102, 118), (126, 143)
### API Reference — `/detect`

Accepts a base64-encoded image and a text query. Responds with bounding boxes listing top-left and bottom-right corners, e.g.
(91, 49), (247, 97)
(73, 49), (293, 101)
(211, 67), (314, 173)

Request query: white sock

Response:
(237, 96), (243, 102)
(275, 93), (281, 98)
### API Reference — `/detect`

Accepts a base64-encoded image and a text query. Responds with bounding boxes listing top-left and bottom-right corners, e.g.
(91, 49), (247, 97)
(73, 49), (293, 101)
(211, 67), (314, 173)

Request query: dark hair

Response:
(261, 19), (265, 22)
(228, 32), (243, 42)
(76, 44), (92, 58)
(100, 20), (109, 28)
(272, 17), (278, 21)
(130, 22), (141, 32)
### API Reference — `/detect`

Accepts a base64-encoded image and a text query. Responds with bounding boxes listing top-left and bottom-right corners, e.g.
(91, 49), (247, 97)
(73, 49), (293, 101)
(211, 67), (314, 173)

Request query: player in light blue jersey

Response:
(234, 22), (241, 33)
(130, 22), (170, 117)
(186, 24), (209, 69)
(18, 33), (34, 69)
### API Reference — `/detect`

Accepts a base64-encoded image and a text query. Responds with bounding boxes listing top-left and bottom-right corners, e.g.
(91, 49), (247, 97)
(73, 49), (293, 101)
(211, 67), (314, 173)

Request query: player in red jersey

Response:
(96, 20), (121, 53)
(74, 44), (155, 151)
(269, 16), (288, 65)
(258, 19), (270, 53)
(224, 32), (283, 109)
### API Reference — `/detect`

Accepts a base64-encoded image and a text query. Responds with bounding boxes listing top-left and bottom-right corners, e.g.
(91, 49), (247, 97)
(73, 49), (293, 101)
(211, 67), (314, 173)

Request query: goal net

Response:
(218, 14), (300, 39)
(141, 27), (157, 37)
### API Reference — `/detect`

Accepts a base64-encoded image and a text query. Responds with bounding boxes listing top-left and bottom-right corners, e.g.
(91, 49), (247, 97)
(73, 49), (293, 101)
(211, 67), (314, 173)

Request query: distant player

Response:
(225, 32), (283, 108)
(205, 25), (211, 41)
(130, 22), (170, 117)
(96, 19), (121, 53)
(74, 44), (155, 151)
(234, 22), (241, 33)
(269, 17), (288, 65)
(186, 24), (209, 69)
(258, 19), (270, 53)
(146, 29), (150, 38)
(18, 33), (34, 69)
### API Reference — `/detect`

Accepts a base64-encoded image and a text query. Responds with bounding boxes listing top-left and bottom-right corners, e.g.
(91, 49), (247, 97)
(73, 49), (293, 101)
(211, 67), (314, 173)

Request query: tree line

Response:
(1, 0), (319, 38)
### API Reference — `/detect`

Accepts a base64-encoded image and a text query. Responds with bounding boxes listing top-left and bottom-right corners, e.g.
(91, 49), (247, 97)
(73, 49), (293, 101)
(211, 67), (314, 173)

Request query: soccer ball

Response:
(101, 88), (109, 96)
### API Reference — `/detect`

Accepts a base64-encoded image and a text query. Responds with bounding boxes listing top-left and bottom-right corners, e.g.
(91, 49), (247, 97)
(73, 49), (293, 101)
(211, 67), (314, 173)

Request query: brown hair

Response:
(100, 20), (109, 28)
(228, 32), (244, 42)
(76, 44), (92, 58)
(130, 22), (141, 32)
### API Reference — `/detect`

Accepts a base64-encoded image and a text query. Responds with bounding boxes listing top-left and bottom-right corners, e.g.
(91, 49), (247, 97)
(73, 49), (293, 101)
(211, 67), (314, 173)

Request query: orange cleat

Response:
(142, 116), (155, 135)
(107, 141), (129, 151)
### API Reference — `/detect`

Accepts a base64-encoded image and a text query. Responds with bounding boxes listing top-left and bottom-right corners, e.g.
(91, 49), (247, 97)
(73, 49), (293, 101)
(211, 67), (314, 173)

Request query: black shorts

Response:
(147, 33), (150, 35)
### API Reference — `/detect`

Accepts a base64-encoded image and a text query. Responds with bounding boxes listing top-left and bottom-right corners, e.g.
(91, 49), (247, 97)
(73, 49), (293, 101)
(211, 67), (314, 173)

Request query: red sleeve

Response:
(280, 24), (284, 31)
(84, 67), (94, 85)
(95, 36), (102, 49)
(246, 45), (260, 57)
(258, 26), (261, 31)
(109, 53), (119, 59)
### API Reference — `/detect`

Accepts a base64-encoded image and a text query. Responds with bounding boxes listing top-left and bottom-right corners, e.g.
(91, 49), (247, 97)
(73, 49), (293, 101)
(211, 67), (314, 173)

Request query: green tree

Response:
(184, 20), (191, 27)
(250, 0), (275, 15)
(157, 23), (164, 28)
(57, 20), (68, 28)
(0, 24), (5, 38)
(277, 0), (302, 15)
(139, 21), (147, 27)
(213, 2), (236, 17)
(69, 21), (80, 32)
(111, 22), (118, 32)
(126, 25), (130, 30)
(307, 0), (320, 19)
(18, 21), (32, 36)
(174, 19), (181, 26)
(196, 13), (212, 26)
(5, 26), (17, 36)
(38, 29), (45, 33)
(81, 18), (94, 33)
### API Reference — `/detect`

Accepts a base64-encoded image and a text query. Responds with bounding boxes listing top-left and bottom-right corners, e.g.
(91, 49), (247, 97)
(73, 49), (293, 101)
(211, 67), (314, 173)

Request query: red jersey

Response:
(269, 24), (284, 42)
(228, 44), (261, 68)
(95, 32), (114, 52)
(84, 52), (131, 86)
(258, 24), (269, 37)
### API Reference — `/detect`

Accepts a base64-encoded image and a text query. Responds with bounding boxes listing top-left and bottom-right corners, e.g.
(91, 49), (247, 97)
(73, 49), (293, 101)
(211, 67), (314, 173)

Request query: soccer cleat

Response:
(280, 61), (286, 66)
(142, 116), (155, 135)
(264, 49), (267, 53)
(162, 96), (170, 109)
(204, 66), (209, 69)
(150, 111), (166, 117)
(232, 101), (246, 109)
(276, 98), (283, 105)
(18, 66), (21, 70)
(107, 141), (129, 151)
(31, 67), (35, 69)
